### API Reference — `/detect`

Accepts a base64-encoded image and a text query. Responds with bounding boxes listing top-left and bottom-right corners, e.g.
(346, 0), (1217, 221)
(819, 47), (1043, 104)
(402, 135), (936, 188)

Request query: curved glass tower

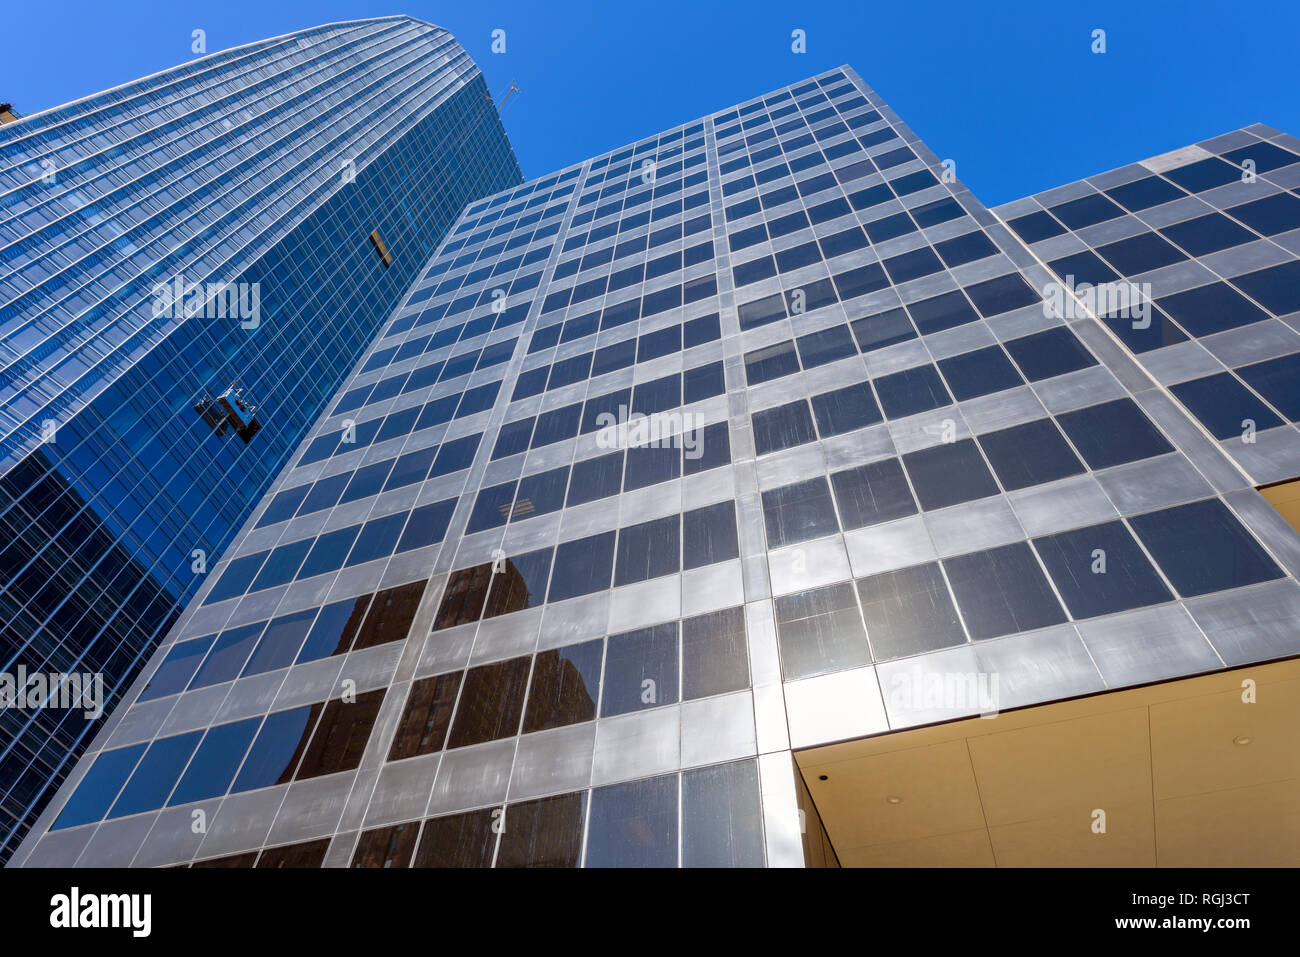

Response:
(0, 16), (522, 860)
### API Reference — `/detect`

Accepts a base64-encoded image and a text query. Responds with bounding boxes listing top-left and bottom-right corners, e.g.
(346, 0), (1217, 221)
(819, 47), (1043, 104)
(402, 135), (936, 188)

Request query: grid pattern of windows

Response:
(17, 69), (1300, 870)
(0, 17), (522, 861)
(994, 129), (1300, 486)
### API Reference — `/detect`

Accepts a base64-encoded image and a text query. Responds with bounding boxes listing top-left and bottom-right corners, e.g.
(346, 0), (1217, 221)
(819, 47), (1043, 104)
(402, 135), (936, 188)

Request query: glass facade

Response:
(13, 67), (1300, 868)
(0, 16), (522, 860)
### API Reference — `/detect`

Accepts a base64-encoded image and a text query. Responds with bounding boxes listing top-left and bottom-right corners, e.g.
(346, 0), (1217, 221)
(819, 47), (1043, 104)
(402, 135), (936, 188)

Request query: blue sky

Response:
(5, 0), (1298, 205)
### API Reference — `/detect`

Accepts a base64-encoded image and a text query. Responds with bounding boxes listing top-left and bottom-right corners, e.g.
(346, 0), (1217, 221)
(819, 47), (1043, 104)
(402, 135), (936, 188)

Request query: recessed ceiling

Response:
(796, 657), (1300, 866)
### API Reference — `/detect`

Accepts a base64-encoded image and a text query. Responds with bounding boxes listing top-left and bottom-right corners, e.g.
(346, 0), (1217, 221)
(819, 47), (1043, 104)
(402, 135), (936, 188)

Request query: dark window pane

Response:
(1230, 261), (1300, 317)
(1238, 352), (1300, 420)
(683, 421), (731, 474)
(1159, 213), (1254, 257)
(53, 744), (146, 828)
(255, 839), (331, 869)
(567, 450), (624, 506)
(830, 457), (917, 529)
(297, 597), (370, 662)
(352, 580), (427, 650)
(753, 400), (817, 455)
(943, 542), (1066, 640)
(1004, 327), (1097, 381)
(414, 810), (497, 867)
(169, 718), (261, 806)
(433, 563), (493, 630)
(906, 290), (979, 335)
(1156, 282), (1267, 337)
(1033, 521), (1172, 619)
(744, 341), (800, 385)
(1096, 231), (1184, 275)
(902, 439), (1000, 510)
(446, 656), (532, 749)
(964, 273), (1040, 317)
(1055, 398), (1173, 469)
(811, 381), (882, 437)
(796, 324), (856, 368)
(483, 548), (555, 618)
(352, 822), (420, 868)
(296, 689), (386, 779)
(874, 364), (951, 419)
(1050, 193), (1124, 229)
(602, 622), (680, 716)
(762, 477), (839, 548)
(242, 611), (313, 676)
(189, 623), (263, 690)
(389, 672), (462, 760)
(682, 759), (764, 868)
(856, 562), (966, 660)
(111, 731), (203, 818)
(624, 442), (681, 491)
(231, 704), (320, 792)
(1006, 210), (1066, 243)
(682, 606), (749, 699)
(497, 793), (588, 868)
(513, 466), (569, 520)
(683, 501), (739, 570)
(977, 418), (1085, 491)
(849, 306), (916, 352)
(774, 582), (870, 679)
(586, 774), (678, 867)
(1170, 373), (1283, 439)
(1128, 499), (1283, 597)
(522, 640), (603, 733)
(615, 515), (681, 586)
(1105, 176), (1184, 212)
(937, 346), (1024, 400)
(548, 531), (617, 602)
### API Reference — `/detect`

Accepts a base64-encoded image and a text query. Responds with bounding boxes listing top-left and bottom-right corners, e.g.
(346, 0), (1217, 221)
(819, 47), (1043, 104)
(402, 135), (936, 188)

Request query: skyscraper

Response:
(14, 65), (1300, 868)
(0, 16), (522, 860)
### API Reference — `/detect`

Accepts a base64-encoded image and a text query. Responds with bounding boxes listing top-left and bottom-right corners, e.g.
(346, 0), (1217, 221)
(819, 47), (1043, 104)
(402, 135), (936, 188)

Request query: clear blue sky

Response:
(5, 0), (1298, 206)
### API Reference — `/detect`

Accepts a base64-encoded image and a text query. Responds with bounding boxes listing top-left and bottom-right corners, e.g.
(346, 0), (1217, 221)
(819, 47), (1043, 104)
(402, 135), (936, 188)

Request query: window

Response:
(1156, 282), (1267, 337)
(522, 640), (603, 732)
(601, 623), (679, 716)
(1170, 373), (1283, 439)
(1055, 398), (1173, 469)
(874, 364), (951, 419)
(614, 515), (681, 586)
(943, 542), (1066, 640)
(774, 582), (870, 679)
(681, 606), (749, 699)
(937, 345), (1024, 400)
(811, 381), (882, 437)
(830, 457), (917, 529)
(389, 672), (462, 759)
(856, 562), (966, 660)
(548, 531), (617, 602)
(977, 418), (1084, 491)
(762, 477), (839, 548)
(586, 774), (678, 867)
(1127, 499), (1283, 597)
(1033, 521), (1172, 619)
(850, 306), (915, 352)
(683, 501), (739, 569)
(446, 656), (531, 749)
(1004, 327), (1097, 381)
(753, 400), (817, 455)
(296, 689), (385, 779)
(902, 439), (1000, 511)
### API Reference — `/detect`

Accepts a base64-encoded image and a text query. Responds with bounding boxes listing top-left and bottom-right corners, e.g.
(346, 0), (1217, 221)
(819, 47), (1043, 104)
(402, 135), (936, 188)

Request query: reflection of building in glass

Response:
(17, 66), (1300, 868)
(0, 15), (521, 861)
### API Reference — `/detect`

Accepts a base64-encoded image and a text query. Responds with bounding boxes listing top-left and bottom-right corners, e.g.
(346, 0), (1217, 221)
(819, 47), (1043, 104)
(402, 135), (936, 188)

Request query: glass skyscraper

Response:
(13, 65), (1300, 868)
(0, 16), (521, 861)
